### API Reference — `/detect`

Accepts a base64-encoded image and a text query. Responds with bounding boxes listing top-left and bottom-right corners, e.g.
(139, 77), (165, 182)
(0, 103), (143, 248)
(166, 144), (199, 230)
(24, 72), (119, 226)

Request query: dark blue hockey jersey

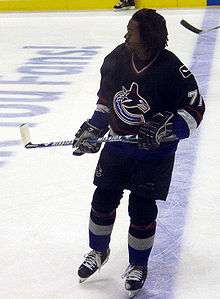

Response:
(90, 44), (205, 159)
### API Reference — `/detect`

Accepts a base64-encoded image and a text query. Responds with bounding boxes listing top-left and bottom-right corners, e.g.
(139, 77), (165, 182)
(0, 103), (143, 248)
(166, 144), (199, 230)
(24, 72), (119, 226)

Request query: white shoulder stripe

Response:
(96, 104), (110, 113)
(178, 109), (197, 135)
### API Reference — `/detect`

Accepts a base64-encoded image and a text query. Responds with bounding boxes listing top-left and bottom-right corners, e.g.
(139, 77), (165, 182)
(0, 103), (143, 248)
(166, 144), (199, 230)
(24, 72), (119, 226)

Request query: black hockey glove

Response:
(72, 121), (107, 156)
(138, 111), (174, 150)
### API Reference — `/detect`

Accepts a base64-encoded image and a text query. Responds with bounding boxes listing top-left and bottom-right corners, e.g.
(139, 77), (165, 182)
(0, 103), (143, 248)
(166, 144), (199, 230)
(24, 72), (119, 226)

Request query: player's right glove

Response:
(138, 111), (174, 150)
(72, 121), (107, 156)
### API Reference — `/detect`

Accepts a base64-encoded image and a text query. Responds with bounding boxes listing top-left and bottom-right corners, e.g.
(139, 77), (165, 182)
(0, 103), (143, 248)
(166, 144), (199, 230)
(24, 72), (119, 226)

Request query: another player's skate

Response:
(122, 265), (148, 298)
(78, 248), (110, 283)
(114, 0), (135, 10)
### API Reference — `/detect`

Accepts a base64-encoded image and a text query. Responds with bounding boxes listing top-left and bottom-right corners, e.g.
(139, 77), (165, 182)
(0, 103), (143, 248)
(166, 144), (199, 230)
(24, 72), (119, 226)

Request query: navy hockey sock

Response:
(128, 221), (156, 266)
(89, 208), (116, 252)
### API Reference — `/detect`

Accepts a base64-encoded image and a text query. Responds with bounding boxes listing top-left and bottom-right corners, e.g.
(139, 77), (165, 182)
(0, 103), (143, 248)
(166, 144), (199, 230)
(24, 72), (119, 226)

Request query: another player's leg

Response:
(123, 193), (158, 297)
(114, 0), (135, 10)
(78, 188), (123, 282)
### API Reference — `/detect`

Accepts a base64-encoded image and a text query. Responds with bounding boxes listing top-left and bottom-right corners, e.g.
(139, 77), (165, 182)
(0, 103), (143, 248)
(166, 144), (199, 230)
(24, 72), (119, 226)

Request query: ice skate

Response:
(122, 265), (148, 298)
(78, 248), (110, 283)
(114, 0), (135, 10)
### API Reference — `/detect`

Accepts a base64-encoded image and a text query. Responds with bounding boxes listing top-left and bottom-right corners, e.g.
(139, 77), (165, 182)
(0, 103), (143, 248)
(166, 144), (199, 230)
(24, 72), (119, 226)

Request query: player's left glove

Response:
(138, 111), (174, 150)
(72, 120), (107, 156)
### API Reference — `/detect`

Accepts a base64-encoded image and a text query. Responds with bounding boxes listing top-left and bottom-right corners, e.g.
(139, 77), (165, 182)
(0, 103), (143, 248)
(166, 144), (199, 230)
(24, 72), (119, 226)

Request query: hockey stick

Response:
(180, 19), (220, 34)
(19, 123), (138, 149)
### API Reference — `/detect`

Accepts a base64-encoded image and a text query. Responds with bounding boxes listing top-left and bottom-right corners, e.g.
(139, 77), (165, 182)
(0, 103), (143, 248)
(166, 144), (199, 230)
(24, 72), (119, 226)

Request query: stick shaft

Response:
(19, 124), (138, 149)
(25, 140), (73, 148)
(180, 19), (220, 34)
(203, 25), (220, 33)
(20, 124), (177, 149)
(24, 136), (137, 149)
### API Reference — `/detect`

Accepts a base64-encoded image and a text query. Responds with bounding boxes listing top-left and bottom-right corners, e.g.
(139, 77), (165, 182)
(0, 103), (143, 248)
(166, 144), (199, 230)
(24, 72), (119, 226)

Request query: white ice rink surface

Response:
(0, 8), (220, 299)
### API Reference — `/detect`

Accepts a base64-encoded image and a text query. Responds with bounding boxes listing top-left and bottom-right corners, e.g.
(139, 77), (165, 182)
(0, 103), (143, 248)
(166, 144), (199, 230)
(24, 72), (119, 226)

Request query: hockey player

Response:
(114, 0), (135, 10)
(73, 9), (205, 298)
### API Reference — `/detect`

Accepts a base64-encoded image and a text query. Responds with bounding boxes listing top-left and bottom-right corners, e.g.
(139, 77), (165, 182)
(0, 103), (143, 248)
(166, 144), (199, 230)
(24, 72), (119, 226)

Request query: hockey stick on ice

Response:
(180, 19), (220, 34)
(19, 124), (138, 149)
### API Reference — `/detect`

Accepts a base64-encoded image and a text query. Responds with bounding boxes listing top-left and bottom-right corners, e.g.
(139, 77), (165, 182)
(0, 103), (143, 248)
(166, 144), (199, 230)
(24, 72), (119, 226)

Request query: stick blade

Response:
(20, 124), (31, 146)
(180, 19), (202, 34)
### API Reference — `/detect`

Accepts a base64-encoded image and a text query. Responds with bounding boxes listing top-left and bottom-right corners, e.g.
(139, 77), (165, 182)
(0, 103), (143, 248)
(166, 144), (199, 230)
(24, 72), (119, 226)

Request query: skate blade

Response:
(128, 290), (140, 298)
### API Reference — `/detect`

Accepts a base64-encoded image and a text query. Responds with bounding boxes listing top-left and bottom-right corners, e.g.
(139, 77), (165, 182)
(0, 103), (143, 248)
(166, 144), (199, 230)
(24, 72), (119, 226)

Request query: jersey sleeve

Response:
(97, 52), (118, 108)
(168, 63), (205, 139)
(89, 52), (117, 130)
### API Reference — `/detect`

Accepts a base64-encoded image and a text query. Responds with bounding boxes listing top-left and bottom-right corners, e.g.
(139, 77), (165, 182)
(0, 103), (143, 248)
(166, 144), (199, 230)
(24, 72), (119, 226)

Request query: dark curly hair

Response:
(132, 9), (168, 53)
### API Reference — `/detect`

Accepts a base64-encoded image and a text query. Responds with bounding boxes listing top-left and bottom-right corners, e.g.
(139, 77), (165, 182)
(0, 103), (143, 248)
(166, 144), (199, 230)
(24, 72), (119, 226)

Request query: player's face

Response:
(124, 20), (144, 53)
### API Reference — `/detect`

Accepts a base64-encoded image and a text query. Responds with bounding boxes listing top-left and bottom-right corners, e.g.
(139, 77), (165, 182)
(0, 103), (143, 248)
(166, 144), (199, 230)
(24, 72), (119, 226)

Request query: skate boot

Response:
(122, 264), (148, 298)
(78, 248), (110, 283)
(114, 0), (135, 10)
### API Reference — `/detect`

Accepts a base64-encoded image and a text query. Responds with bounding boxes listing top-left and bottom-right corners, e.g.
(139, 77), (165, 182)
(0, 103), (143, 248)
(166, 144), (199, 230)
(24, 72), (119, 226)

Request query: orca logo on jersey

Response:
(113, 82), (150, 126)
